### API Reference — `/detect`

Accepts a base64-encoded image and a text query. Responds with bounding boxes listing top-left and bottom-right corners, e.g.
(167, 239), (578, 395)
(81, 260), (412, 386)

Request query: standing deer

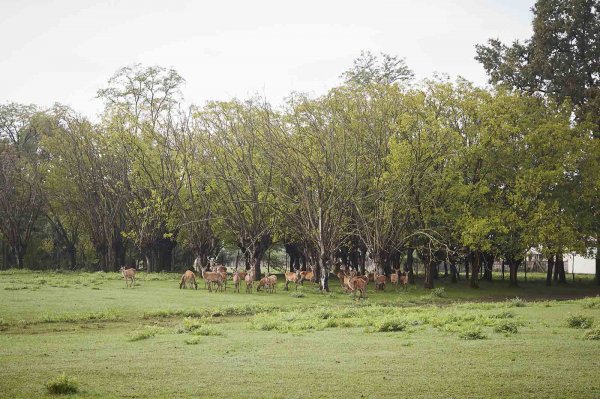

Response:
(284, 269), (301, 291)
(232, 271), (240, 293)
(348, 276), (367, 299)
(119, 266), (136, 288)
(201, 267), (224, 292)
(180, 270), (197, 289)
(375, 275), (386, 291)
(299, 266), (315, 285)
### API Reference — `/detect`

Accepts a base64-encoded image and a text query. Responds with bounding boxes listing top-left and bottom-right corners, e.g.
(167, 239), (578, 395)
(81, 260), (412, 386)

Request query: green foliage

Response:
(430, 287), (446, 298)
(128, 325), (163, 341)
(493, 320), (519, 334)
(374, 316), (408, 332)
(45, 373), (79, 395)
(582, 328), (600, 340)
(566, 315), (594, 329)
(458, 326), (487, 340)
(506, 297), (527, 307)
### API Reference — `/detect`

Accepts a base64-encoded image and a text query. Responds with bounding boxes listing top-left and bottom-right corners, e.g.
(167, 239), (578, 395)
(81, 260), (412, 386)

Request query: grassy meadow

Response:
(0, 269), (599, 398)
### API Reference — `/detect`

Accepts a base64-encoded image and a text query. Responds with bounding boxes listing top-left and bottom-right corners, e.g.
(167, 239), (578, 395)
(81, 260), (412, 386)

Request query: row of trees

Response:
(0, 0), (598, 290)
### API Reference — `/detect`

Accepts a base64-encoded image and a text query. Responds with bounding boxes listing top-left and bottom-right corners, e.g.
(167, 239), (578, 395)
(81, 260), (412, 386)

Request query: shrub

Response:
(506, 297), (526, 307)
(375, 316), (408, 332)
(190, 325), (223, 336)
(128, 326), (161, 341)
(458, 326), (487, 340)
(490, 310), (514, 320)
(582, 328), (600, 340)
(566, 315), (594, 329)
(180, 317), (210, 332)
(493, 320), (519, 334)
(185, 336), (202, 345)
(430, 287), (446, 298)
(580, 296), (600, 309)
(45, 373), (79, 395)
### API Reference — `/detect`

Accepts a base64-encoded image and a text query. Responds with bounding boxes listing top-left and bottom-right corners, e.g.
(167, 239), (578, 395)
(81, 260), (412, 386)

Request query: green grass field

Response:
(1, 270), (599, 398)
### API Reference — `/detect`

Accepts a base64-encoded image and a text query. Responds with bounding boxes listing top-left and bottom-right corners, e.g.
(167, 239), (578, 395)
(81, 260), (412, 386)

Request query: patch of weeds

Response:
(490, 310), (514, 319)
(566, 315), (594, 329)
(45, 373), (79, 395)
(128, 325), (162, 341)
(430, 287), (446, 298)
(190, 325), (223, 337)
(375, 316), (408, 332)
(400, 342), (413, 347)
(0, 319), (8, 331)
(582, 327), (600, 340)
(4, 285), (29, 290)
(506, 297), (526, 307)
(179, 317), (210, 333)
(185, 336), (202, 345)
(580, 296), (600, 309)
(144, 309), (209, 319)
(494, 320), (519, 334)
(290, 291), (305, 298)
(458, 326), (487, 340)
(41, 310), (121, 324)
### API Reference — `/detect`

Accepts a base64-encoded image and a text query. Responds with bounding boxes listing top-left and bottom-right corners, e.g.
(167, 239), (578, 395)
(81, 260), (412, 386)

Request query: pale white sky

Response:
(0, 0), (534, 118)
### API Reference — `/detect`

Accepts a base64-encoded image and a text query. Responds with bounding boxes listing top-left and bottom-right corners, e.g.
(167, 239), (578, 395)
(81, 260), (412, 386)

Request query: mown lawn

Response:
(0, 270), (599, 398)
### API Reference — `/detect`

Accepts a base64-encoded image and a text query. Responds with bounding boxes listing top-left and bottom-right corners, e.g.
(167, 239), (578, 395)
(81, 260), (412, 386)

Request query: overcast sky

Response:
(0, 0), (534, 118)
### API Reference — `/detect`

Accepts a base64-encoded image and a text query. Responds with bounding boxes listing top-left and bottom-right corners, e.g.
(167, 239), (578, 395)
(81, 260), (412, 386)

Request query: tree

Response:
(476, 0), (600, 283)
(341, 51), (414, 86)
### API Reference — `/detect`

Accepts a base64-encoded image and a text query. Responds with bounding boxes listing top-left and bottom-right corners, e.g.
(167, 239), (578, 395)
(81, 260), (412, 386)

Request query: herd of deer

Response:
(119, 264), (409, 298)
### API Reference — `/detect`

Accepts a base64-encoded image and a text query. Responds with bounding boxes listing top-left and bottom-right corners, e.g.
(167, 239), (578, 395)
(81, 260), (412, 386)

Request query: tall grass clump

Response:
(45, 373), (79, 395)
(582, 328), (600, 340)
(128, 325), (162, 341)
(430, 287), (446, 298)
(374, 316), (408, 332)
(580, 296), (600, 309)
(506, 297), (526, 307)
(458, 326), (487, 340)
(566, 315), (594, 329)
(493, 320), (519, 334)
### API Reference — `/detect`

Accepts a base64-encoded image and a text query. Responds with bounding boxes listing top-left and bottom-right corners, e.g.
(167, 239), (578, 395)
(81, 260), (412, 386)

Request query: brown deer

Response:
(267, 275), (277, 293)
(398, 272), (409, 289)
(201, 267), (224, 292)
(348, 276), (367, 299)
(299, 267), (315, 285)
(180, 270), (197, 289)
(375, 275), (386, 291)
(256, 276), (272, 293)
(390, 269), (399, 290)
(284, 270), (301, 291)
(232, 271), (240, 293)
(119, 266), (136, 288)
(244, 271), (254, 293)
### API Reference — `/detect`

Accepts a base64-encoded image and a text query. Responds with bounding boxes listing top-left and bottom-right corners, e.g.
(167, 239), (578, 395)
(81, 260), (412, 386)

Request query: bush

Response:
(582, 328), (600, 340)
(580, 296), (600, 309)
(506, 297), (526, 307)
(493, 320), (519, 334)
(290, 291), (305, 298)
(184, 336), (202, 345)
(458, 326), (487, 340)
(430, 287), (446, 298)
(45, 373), (79, 395)
(566, 315), (594, 329)
(128, 326), (161, 341)
(375, 316), (408, 332)
(190, 325), (223, 336)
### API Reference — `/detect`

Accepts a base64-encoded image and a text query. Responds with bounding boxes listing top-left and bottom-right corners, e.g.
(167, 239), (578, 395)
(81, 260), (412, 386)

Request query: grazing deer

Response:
(119, 266), (136, 288)
(180, 270), (197, 289)
(232, 271), (240, 293)
(375, 275), (386, 291)
(237, 270), (247, 281)
(256, 276), (271, 293)
(284, 270), (301, 291)
(201, 267), (224, 292)
(348, 276), (367, 299)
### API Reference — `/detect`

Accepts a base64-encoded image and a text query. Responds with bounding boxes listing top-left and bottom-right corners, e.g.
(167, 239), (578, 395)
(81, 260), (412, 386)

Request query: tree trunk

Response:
(508, 259), (519, 287)
(421, 251), (434, 289)
(14, 244), (26, 269)
(483, 253), (494, 282)
(501, 259), (505, 280)
(470, 250), (481, 289)
(443, 261), (448, 278)
(67, 244), (77, 270)
(406, 248), (415, 284)
(450, 263), (458, 283)
(546, 255), (555, 286)
(596, 246), (600, 285)
(556, 253), (567, 284)
(465, 255), (470, 280)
